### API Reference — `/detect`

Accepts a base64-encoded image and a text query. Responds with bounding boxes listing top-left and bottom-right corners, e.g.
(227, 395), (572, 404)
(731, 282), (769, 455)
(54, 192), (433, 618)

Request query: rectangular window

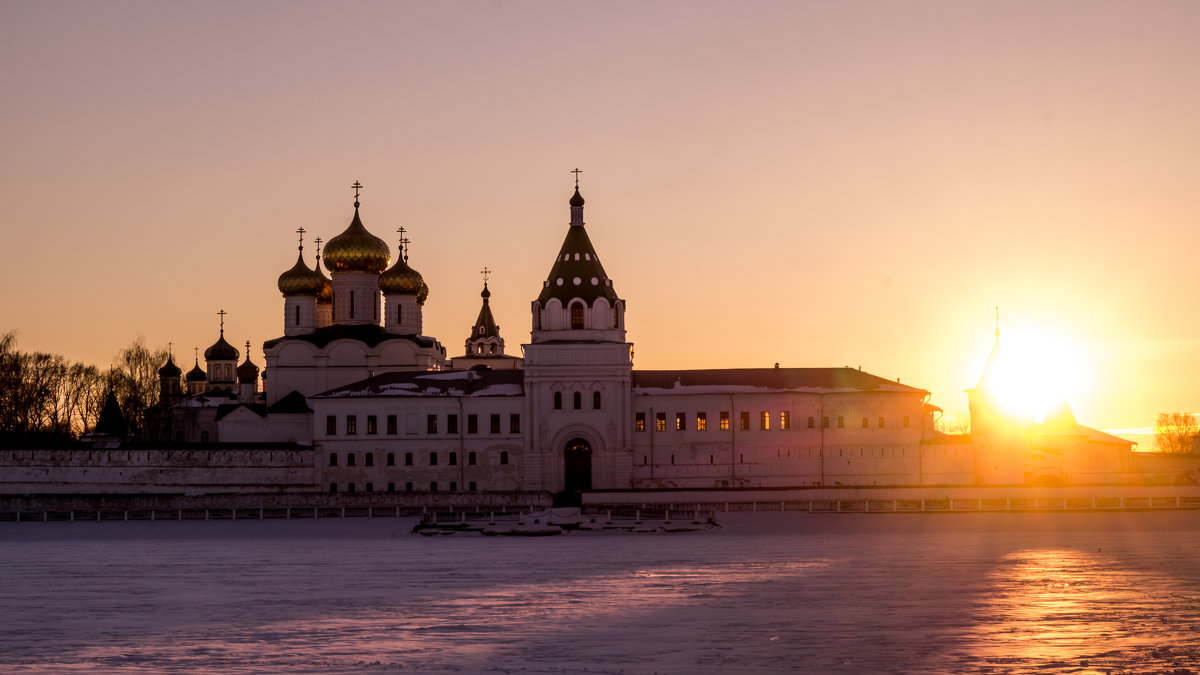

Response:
(386, 415), (397, 435)
(878, 417), (885, 428)
(675, 413), (686, 431)
(635, 412), (646, 432)
(326, 415), (336, 435)
(490, 414), (501, 434)
(720, 412), (730, 431)
(510, 414), (520, 433)
(346, 415), (357, 435)
(467, 414), (478, 434)
(781, 411), (791, 430)
(808, 416), (815, 429)
(447, 414), (458, 434)
(903, 415), (910, 428)
(366, 415), (377, 435)
(426, 414), (437, 434)
(862, 416), (869, 428)
(655, 412), (667, 432)
(740, 412), (750, 431)
(760, 411), (770, 430)
(822, 416), (830, 428)
(837, 416), (845, 428)
(697, 412), (707, 431)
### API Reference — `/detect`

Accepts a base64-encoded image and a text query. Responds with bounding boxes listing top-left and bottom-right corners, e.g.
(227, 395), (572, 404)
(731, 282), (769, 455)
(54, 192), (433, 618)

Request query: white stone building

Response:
(154, 178), (1134, 496)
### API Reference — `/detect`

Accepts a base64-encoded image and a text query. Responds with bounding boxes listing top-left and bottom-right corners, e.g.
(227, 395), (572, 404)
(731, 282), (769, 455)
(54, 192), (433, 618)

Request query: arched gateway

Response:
(563, 438), (593, 492)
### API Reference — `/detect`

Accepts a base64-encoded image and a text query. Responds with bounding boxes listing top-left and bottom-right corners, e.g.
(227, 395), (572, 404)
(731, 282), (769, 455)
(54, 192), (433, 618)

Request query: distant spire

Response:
(397, 226), (411, 263)
(351, 180), (363, 209)
(995, 306), (1000, 338)
(569, 169), (585, 225)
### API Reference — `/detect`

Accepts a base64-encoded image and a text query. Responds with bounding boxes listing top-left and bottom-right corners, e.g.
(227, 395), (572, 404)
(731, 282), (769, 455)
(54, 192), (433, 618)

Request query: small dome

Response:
(186, 360), (206, 382)
(204, 333), (239, 362)
(322, 207), (390, 274)
(481, 284), (491, 300)
(158, 356), (182, 378)
(277, 251), (326, 296)
(237, 356), (259, 383)
(570, 188), (585, 207)
(379, 257), (430, 304)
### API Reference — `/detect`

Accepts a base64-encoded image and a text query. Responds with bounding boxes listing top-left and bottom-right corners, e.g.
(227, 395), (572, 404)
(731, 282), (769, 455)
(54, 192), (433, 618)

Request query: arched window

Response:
(449, 452), (458, 466)
(500, 450), (509, 465)
(386, 452), (395, 466)
(573, 392), (582, 409)
(429, 452), (438, 466)
(469, 481), (477, 491)
(347, 453), (356, 467)
(479, 325), (485, 335)
(554, 392), (562, 409)
(329, 453), (338, 467)
(468, 451), (477, 465)
(593, 391), (601, 409)
(570, 303), (585, 329)
(404, 452), (413, 466)
(449, 481), (457, 492)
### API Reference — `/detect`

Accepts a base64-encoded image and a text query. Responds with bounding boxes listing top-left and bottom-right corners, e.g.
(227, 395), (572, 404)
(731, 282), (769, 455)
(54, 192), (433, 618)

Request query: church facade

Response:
(157, 179), (1137, 496)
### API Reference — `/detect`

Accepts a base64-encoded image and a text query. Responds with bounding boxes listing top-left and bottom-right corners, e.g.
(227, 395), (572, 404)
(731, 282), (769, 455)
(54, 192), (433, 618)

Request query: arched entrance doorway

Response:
(563, 438), (593, 492)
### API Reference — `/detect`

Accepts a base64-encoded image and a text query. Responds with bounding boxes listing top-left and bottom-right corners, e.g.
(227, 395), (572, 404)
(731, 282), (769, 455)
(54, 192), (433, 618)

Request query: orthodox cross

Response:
(168, 342), (173, 359)
(571, 168), (582, 188)
(218, 309), (227, 335)
(481, 266), (491, 284)
(314, 237), (323, 260)
(245, 340), (251, 357)
(352, 180), (363, 206)
(194, 347), (199, 363)
(397, 227), (411, 263)
(296, 226), (306, 250)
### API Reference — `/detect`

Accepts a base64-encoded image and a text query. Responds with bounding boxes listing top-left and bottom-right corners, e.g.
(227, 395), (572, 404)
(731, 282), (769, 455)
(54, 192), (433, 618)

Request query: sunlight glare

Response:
(987, 327), (1088, 424)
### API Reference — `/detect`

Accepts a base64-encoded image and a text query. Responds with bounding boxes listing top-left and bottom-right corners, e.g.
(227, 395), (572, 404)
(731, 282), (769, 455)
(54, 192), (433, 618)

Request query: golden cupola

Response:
(321, 197), (390, 274)
(277, 250), (326, 296)
(379, 253), (430, 304)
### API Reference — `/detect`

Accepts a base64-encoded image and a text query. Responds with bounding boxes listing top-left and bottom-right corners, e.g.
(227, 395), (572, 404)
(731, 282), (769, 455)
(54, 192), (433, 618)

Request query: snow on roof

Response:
(631, 368), (928, 395)
(314, 369), (524, 398)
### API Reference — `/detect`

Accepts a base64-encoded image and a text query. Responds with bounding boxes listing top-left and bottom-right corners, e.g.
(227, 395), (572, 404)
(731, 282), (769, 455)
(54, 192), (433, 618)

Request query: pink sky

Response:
(3, 1), (1199, 437)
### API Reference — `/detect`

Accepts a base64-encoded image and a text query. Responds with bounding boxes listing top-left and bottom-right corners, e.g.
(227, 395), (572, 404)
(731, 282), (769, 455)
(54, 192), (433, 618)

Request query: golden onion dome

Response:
(277, 251), (326, 296)
(379, 256), (430, 305)
(322, 205), (390, 274)
(316, 264), (333, 302)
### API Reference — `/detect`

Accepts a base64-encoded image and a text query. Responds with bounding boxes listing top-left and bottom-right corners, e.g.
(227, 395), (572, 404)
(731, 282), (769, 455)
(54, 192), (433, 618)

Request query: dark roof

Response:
(536, 191), (620, 306)
(263, 324), (441, 350)
(204, 332), (240, 361)
(314, 369), (524, 398)
(158, 356), (182, 378)
(93, 391), (130, 436)
(632, 368), (928, 394)
(215, 403), (267, 421)
(267, 390), (313, 414)
(236, 356), (259, 383)
(469, 284), (500, 340)
(185, 359), (206, 381)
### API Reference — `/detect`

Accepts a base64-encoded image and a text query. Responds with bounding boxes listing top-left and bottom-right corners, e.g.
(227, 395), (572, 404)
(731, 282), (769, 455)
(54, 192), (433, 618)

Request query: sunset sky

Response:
(3, 2), (1199, 442)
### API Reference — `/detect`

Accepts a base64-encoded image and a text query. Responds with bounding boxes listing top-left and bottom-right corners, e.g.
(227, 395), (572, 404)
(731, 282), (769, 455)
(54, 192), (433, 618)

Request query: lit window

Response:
(760, 412), (770, 430)
(697, 412), (707, 431)
(781, 412), (791, 430)
(655, 412), (667, 432)
(635, 413), (645, 432)
(676, 413), (686, 431)
(720, 412), (730, 431)
(740, 412), (750, 430)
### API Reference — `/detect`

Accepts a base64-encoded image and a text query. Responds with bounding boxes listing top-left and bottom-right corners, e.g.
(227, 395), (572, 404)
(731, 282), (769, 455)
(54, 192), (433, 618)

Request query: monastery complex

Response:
(6, 178), (1199, 504)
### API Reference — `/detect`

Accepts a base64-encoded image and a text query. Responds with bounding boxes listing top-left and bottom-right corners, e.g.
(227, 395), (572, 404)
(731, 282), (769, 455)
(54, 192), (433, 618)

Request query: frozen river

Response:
(2, 511), (1200, 674)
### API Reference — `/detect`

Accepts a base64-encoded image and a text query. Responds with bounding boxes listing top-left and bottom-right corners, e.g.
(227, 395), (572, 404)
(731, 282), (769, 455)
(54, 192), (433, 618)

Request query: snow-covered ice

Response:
(2, 511), (1199, 673)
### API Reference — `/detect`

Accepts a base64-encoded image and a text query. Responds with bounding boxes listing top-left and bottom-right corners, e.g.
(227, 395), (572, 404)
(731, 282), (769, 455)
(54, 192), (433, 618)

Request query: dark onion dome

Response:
(378, 256), (430, 304)
(322, 206), (390, 274)
(204, 333), (240, 362)
(569, 188), (585, 207)
(277, 251), (326, 296)
(236, 355), (259, 383)
(186, 359), (206, 382)
(158, 355), (182, 378)
(469, 283), (499, 339)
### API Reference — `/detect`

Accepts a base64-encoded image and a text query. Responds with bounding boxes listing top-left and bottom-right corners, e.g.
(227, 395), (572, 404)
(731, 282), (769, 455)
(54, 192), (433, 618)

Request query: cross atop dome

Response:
(218, 309), (227, 335)
(572, 167), (582, 189)
(352, 180), (363, 207)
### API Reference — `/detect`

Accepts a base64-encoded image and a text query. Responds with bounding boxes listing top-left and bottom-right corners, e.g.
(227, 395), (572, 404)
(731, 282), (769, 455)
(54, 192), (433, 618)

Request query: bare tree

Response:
(111, 337), (169, 439)
(1155, 412), (1198, 453)
(935, 412), (971, 435)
